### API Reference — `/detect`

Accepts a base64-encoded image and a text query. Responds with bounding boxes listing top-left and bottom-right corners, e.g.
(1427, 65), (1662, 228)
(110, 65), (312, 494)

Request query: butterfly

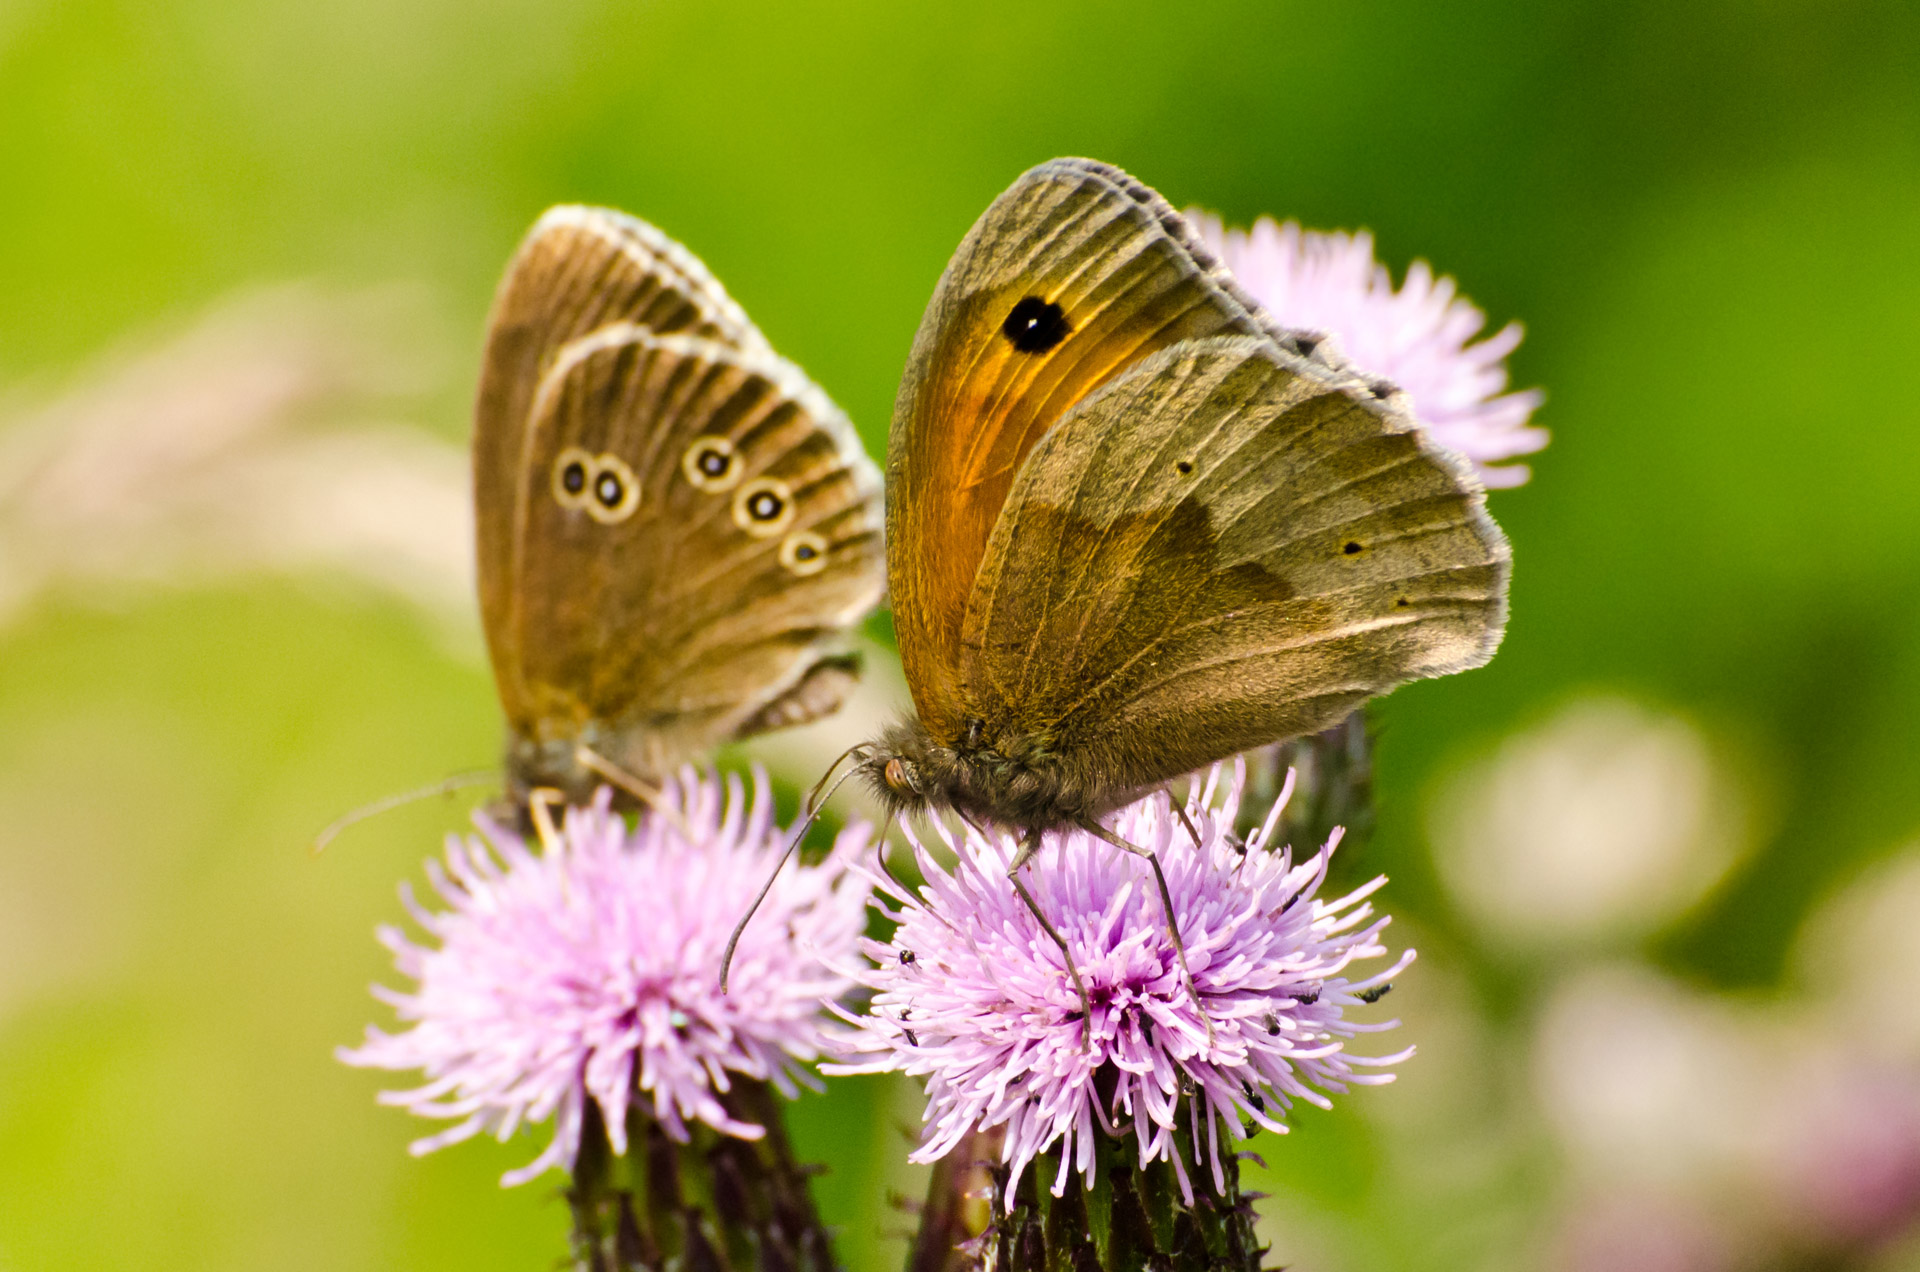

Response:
(857, 156), (1508, 837)
(473, 205), (886, 813)
(725, 159), (1508, 1004)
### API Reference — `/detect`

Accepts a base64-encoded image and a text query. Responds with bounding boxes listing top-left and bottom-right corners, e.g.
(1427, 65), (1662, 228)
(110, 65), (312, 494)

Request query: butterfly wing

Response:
(958, 334), (1507, 800)
(887, 159), (1314, 743)
(475, 209), (883, 794)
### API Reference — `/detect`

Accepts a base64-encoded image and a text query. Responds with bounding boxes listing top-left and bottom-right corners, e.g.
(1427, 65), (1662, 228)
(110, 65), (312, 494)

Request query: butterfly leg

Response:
(573, 745), (696, 841)
(1006, 828), (1095, 1049)
(1078, 819), (1215, 1050)
(1172, 800), (1205, 851)
(527, 786), (567, 854)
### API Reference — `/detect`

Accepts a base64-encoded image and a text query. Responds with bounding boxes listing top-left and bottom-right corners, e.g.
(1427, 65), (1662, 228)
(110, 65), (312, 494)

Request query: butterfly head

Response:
(858, 721), (944, 819)
(859, 717), (1119, 834)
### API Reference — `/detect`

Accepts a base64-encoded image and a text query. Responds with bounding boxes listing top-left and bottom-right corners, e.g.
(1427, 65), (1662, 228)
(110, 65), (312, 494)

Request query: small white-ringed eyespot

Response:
(585, 453), (641, 524)
(681, 434), (741, 492)
(732, 476), (794, 538)
(779, 529), (830, 576)
(551, 446), (596, 510)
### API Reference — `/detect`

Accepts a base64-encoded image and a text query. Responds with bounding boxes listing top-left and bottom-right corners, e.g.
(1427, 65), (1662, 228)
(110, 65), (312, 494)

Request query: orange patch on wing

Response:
(890, 254), (1260, 742)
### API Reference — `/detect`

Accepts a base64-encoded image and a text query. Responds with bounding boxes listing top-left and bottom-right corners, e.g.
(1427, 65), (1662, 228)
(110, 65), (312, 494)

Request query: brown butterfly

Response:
(725, 159), (1507, 1003)
(474, 205), (885, 812)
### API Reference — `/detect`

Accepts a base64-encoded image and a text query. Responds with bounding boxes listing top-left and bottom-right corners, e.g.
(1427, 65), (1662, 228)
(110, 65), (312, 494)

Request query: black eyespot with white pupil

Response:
(793, 542), (817, 561)
(734, 476), (795, 537)
(697, 447), (730, 478)
(561, 461), (587, 494)
(595, 472), (625, 507)
(1002, 296), (1070, 353)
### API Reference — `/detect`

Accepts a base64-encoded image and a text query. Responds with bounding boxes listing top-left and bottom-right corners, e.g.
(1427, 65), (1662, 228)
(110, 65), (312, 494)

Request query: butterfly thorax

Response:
(864, 717), (1148, 832)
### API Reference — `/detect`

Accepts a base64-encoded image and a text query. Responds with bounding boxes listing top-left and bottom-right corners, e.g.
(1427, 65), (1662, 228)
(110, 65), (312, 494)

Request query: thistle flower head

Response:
(339, 771), (872, 1185)
(828, 762), (1411, 1207)
(1189, 210), (1547, 487)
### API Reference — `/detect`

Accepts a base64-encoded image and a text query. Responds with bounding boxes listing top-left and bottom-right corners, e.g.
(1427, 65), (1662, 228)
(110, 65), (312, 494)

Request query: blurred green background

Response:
(3, 1), (1919, 1268)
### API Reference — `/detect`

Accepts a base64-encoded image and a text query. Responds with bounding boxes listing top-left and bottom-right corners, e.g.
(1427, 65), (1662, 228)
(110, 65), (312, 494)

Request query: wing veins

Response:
(951, 196), (1122, 484)
(1058, 609), (1434, 732)
(1020, 367), (1268, 701)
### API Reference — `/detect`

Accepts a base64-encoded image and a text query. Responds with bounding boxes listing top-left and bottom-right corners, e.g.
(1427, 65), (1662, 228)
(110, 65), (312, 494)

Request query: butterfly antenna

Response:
(573, 745), (697, 841)
(312, 770), (496, 854)
(719, 756), (867, 994)
(807, 742), (871, 809)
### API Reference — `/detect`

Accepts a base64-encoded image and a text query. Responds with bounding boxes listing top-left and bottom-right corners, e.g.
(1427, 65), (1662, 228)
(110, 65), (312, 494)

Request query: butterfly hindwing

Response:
(477, 205), (773, 716)
(475, 208), (883, 793)
(957, 335), (1508, 797)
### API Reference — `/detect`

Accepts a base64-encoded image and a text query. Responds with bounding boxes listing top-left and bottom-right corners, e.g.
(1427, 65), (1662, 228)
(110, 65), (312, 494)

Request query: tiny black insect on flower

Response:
(899, 949), (916, 965)
(1002, 296), (1070, 353)
(1357, 983), (1392, 1004)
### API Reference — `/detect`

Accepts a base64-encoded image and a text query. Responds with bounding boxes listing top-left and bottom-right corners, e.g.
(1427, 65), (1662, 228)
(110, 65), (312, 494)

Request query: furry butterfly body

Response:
(861, 159), (1509, 831)
(474, 206), (884, 807)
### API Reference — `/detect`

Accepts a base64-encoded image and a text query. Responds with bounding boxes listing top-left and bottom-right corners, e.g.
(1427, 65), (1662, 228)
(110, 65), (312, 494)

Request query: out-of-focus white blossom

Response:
(1429, 696), (1748, 947)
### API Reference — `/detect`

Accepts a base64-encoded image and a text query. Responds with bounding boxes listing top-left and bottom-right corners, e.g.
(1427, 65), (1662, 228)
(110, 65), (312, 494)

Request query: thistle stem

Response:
(973, 1111), (1266, 1272)
(567, 1080), (838, 1272)
(908, 1127), (1003, 1272)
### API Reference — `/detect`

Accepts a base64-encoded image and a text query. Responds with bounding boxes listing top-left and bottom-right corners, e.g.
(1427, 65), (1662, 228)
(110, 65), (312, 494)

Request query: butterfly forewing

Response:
(888, 160), (1294, 742)
(957, 335), (1506, 797)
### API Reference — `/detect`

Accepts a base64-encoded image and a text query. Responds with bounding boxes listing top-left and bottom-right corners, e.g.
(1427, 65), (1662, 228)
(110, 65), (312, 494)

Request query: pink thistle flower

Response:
(826, 763), (1412, 1208)
(1189, 210), (1547, 488)
(338, 771), (873, 1186)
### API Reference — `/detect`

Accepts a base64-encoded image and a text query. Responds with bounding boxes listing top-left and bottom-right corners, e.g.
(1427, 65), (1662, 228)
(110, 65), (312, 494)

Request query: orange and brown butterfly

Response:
(857, 157), (1508, 868)
(473, 205), (885, 812)
(723, 159), (1507, 1002)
